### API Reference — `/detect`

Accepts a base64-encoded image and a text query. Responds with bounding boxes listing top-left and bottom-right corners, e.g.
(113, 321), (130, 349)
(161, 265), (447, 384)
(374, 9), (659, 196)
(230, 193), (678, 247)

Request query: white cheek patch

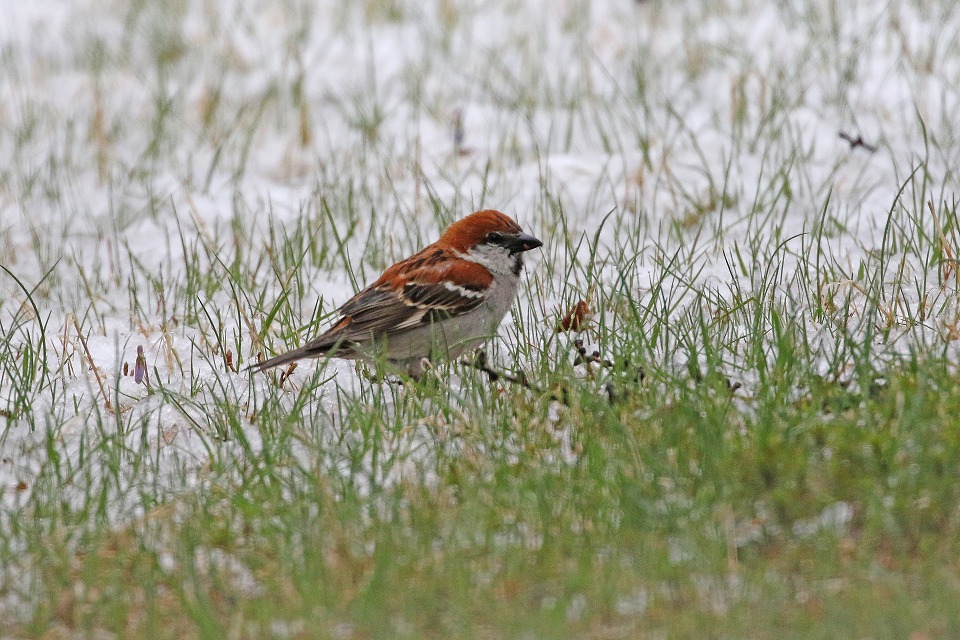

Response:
(460, 244), (515, 275)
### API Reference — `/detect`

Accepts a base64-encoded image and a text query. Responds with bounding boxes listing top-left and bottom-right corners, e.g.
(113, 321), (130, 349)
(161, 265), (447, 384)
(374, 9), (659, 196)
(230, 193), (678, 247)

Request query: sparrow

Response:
(253, 209), (542, 378)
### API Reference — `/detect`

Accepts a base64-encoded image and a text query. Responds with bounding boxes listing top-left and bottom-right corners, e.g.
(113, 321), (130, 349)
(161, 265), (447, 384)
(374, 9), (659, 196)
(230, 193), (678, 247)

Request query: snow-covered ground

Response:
(2, 0), (960, 513)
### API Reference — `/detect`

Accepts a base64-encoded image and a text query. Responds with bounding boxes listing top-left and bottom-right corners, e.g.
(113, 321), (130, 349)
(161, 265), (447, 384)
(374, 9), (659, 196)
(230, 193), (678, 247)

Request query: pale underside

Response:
(338, 268), (521, 377)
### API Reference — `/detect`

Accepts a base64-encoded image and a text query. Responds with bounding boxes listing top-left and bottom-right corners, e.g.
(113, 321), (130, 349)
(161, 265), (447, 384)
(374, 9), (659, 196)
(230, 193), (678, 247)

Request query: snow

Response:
(2, 0), (960, 517)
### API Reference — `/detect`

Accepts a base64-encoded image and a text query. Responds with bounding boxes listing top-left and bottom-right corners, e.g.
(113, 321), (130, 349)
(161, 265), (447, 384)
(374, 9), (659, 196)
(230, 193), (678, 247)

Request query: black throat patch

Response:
(511, 254), (523, 276)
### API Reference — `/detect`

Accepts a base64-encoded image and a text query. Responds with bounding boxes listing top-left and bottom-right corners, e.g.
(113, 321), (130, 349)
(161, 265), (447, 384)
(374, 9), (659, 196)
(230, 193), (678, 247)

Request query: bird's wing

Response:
(331, 249), (494, 341)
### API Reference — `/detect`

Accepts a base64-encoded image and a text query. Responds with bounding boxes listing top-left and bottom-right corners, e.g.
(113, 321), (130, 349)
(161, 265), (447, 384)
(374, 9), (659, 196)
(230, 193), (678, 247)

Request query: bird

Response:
(252, 209), (542, 378)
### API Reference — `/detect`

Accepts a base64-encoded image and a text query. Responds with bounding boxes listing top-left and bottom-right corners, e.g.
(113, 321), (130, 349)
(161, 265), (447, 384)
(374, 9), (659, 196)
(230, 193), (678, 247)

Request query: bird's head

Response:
(438, 210), (542, 276)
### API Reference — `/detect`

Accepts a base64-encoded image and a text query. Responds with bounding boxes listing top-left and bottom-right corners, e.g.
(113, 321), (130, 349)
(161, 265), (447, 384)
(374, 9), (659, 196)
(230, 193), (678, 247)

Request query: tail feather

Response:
(249, 322), (359, 373)
(248, 342), (337, 372)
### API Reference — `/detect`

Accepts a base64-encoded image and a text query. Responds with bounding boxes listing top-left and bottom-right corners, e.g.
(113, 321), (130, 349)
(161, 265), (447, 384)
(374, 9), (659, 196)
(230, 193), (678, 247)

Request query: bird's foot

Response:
(356, 362), (404, 385)
(407, 357), (433, 381)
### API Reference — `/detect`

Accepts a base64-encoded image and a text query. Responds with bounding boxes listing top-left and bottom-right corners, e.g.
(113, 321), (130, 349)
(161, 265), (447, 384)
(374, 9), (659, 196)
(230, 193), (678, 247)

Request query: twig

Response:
(692, 369), (743, 393)
(572, 339), (645, 383)
(277, 362), (298, 387)
(838, 131), (877, 153)
(465, 340), (742, 405)
(463, 346), (639, 406)
(574, 340), (743, 395)
(572, 338), (615, 368)
(72, 315), (112, 410)
(461, 350), (543, 394)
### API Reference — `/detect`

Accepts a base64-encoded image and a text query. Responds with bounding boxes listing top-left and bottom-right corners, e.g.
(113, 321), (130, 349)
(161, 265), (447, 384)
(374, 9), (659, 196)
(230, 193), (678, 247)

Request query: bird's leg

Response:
(407, 357), (433, 381)
(356, 361), (405, 385)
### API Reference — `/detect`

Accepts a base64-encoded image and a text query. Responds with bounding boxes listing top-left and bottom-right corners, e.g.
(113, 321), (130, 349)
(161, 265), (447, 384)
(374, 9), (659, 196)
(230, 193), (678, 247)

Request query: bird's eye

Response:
(486, 232), (503, 244)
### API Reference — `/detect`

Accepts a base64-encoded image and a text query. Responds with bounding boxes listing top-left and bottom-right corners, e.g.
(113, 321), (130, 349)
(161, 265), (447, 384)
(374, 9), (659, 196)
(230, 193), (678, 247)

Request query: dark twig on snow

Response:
(572, 338), (614, 368)
(572, 339), (645, 383)
(461, 350), (543, 394)
(464, 339), (742, 406)
(838, 131), (877, 153)
(692, 369), (743, 393)
(463, 345), (634, 406)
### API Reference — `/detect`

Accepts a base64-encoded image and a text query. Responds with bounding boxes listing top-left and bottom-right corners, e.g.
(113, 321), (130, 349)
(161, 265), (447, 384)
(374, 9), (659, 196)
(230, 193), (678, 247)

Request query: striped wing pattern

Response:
(322, 249), (493, 344)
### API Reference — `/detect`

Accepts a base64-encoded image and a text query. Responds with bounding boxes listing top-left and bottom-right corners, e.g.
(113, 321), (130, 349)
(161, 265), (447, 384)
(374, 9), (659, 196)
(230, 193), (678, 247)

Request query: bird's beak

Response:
(506, 232), (543, 253)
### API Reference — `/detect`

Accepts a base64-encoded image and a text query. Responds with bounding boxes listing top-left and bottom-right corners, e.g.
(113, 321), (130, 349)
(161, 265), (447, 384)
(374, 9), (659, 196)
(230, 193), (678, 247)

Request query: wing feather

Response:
(326, 248), (493, 343)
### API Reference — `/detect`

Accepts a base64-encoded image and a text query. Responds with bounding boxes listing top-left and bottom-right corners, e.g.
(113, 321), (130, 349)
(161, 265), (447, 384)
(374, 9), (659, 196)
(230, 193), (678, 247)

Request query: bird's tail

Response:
(247, 341), (338, 373)
(249, 319), (357, 373)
